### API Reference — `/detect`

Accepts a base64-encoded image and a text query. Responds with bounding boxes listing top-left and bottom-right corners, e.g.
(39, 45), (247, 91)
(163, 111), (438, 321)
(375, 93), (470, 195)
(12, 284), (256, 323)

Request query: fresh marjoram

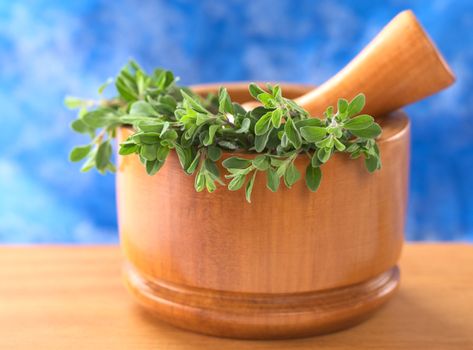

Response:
(66, 61), (382, 202)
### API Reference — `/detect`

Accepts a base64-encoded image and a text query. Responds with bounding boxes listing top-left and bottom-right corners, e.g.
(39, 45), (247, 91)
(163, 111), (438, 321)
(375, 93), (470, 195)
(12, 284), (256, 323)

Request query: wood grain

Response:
(116, 83), (410, 338)
(0, 245), (472, 349)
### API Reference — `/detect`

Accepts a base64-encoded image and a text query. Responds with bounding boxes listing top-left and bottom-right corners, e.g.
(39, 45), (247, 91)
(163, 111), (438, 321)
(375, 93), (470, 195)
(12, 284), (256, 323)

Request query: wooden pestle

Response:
(243, 10), (455, 117)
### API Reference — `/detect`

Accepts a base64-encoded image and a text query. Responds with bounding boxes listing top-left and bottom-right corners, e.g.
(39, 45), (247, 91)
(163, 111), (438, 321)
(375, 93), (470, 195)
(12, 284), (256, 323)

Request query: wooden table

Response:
(0, 244), (472, 349)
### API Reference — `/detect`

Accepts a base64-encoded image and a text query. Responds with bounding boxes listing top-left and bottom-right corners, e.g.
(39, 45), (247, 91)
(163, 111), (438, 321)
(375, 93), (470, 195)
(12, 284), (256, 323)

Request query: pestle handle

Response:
(244, 10), (455, 118)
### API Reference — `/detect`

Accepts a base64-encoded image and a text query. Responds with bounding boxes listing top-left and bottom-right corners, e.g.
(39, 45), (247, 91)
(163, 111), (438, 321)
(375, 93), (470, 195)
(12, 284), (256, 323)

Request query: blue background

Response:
(0, 0), (472, 243)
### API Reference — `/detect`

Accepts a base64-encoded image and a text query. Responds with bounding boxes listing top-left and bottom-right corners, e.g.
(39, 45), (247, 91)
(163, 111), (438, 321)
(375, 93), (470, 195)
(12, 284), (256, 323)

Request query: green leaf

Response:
(83, 109), (120, 128)
(140, 144), (158, 161)
(344, 114), (374, 130)
(257, 93), (276, 108)
(115, 77), (137, 102)
(159, 121), (170, 138)
(146, 159), (163, 175)
(129, 101), (158, 116)
(119, 142), (138, 155)
(222, 157), (251, 169)
(276, 161), (288, 178)
(269, 158), (283, 166)
(317, 148), (331, 163)
(95, 141), (112, 170)
(181, 90), (208, 114)
(364, 155), (379, 173)
(132, 132), (160, 145)
(245, 171), (257, 203)
(218, 140), (238, 150)
(156, 146), (170, 162)
(305, 165), (322, 192)
(159, 95), (177, 109)
(232, 102), (247, 116)
(64, 96), (87, 109)
(280, 134), (289, 149)
(346, 143), (360, 153)
(333, 138), (346, 151)
(218, 87), (233, 114)
(69, 145), (91, 162)
(207, 145), (222, 162)
(284, 162), (301, 188)
(266, 168), (280, 192)
(248, 83), (266, 99)
(235, 118), (251, 133)
(153, 69), (175, 90)
(98, 78), (113, 94)
(196, 113), (210, 126)
(254, 131), (271, 152)
(295, 118), (323, 128)
(137, 73), (147, 96)
(182, 125), (197, 143)
(271, 84), (282, 99)
(174, 144), (191, 170)
(337, 98), (348, 114)
(350, 123), (382, 138)
(347, 93), (365, 117)
(205, 174), (217, 192)
(373, 143), (380, 158)
(71, 119), (90, 134)
(204, 159), (220, 179)
(228, 174), (246, 191)
(252, 155), (269, 171)
(350, 150), (362, 159)
(332, 127), (343, 138)
(120, 115), (160, 127)
(284, 118), (302, 148)
(129, 60), (143, 72)
(106, 162), (116, 173)
(152, 69), (166, 89)
(187, 151), (201, 174)
(316, 136), (334, 149)
(204, 125), (220, 146)
(300, 126), (327, 142)
(250, 106), (269, 120)
(254, 112), (272, 136)
(311, 152), (322, 167)
(271, 109), (283, 128)
(194, 171), (205, 192)
(164, 71), (175, 88)
(324, 105), (334, 119)
(80, 154), (96, 173)
(161, 129), (178, 142)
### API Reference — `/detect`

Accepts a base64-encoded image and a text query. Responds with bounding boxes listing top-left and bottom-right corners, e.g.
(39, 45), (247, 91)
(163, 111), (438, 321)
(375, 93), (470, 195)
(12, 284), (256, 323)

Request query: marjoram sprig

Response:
(66, 61), (382, 202)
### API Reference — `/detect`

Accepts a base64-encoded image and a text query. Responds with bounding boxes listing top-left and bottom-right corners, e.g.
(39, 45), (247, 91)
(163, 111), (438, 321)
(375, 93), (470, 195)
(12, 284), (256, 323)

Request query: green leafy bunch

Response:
(66, 61), (382, 202)
(66, 61), (184, 173)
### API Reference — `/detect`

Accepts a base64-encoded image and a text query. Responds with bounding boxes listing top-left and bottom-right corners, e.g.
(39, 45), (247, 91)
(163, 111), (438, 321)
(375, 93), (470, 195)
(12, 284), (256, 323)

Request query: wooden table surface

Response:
(0, 244), (472, 350)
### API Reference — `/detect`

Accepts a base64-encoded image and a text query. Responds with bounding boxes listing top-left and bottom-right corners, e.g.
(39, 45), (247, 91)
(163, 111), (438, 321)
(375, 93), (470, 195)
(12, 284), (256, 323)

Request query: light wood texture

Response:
(242, 10), (455, 117)
(0, 245), (472, 349)
(116, 83), (410, 338)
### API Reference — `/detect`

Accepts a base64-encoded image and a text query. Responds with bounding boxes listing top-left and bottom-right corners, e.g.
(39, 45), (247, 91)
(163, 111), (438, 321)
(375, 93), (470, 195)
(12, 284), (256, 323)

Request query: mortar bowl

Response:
(117, 83), (410, 339)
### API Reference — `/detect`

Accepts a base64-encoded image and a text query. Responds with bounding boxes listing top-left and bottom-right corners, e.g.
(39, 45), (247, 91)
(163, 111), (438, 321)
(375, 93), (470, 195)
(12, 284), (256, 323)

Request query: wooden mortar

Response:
(117, 83), (410, 339)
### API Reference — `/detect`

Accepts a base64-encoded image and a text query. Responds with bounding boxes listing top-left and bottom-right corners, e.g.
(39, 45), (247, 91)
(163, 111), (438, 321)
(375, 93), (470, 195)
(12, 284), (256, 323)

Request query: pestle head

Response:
(242, 10), (455, 118)
(296, 10), (455, 118)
